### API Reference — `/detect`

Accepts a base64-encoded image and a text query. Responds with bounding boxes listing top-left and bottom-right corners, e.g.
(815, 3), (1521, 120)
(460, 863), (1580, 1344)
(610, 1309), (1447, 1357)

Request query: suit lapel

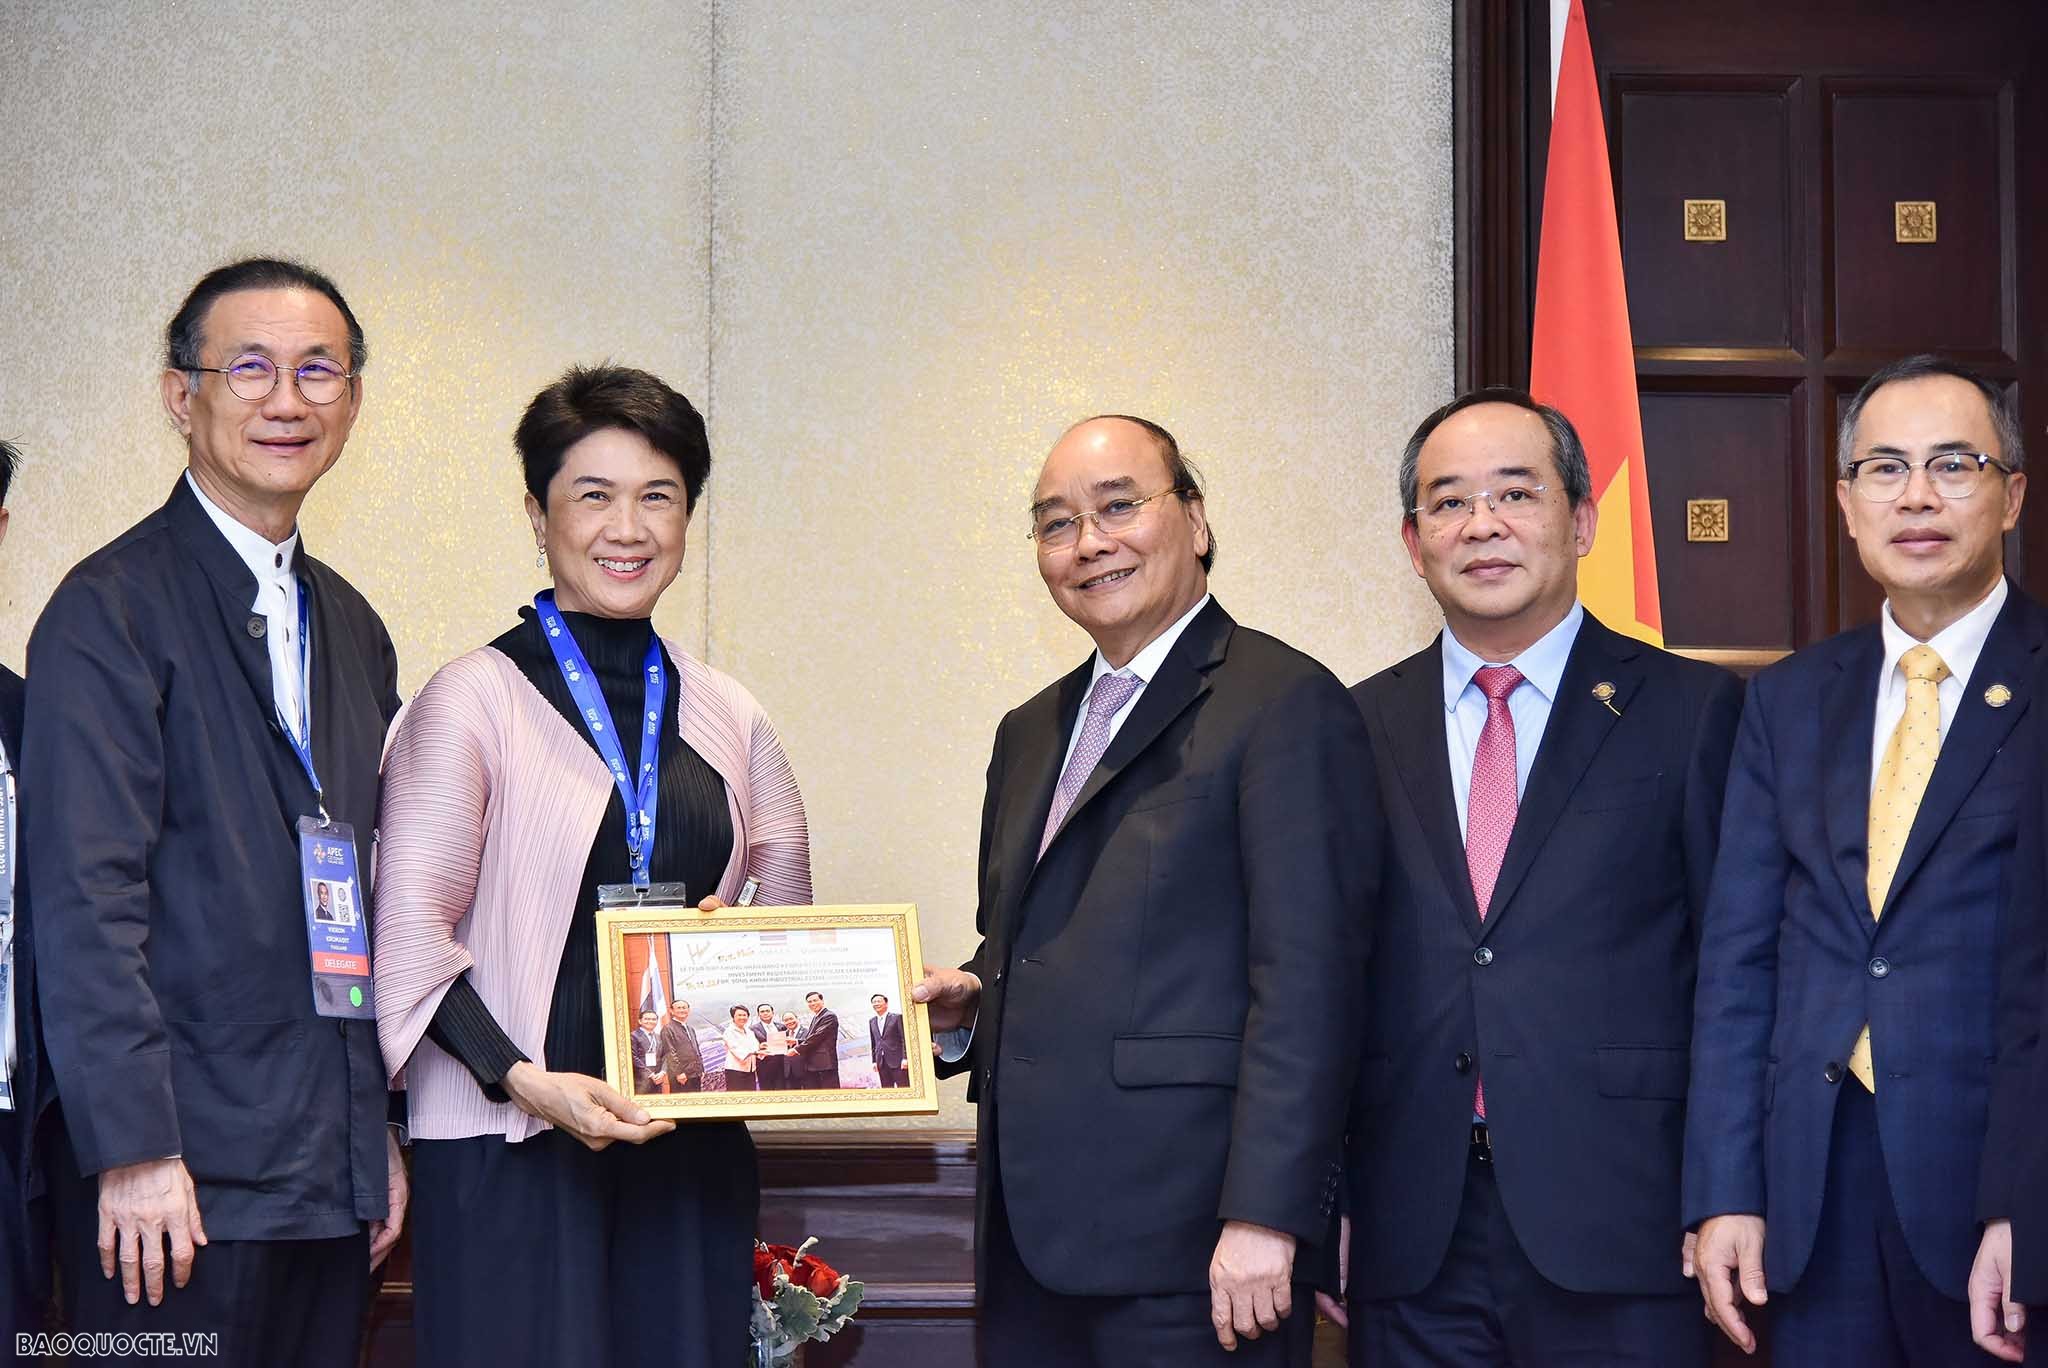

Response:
(994, 659), (1092, 935)
(1821, 627), (1883, 924)
(1054, 605), (1229, 839)
(1882, 591), (2045, 912)
(1380, 639), (1483, 938)
(1482, 619), (1640, 933)
(165, 479), (279, 737)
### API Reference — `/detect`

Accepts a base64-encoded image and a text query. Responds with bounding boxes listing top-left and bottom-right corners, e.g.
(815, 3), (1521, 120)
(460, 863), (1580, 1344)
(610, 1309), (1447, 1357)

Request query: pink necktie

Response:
(1039, 672), (1144, 859)
(1466, 664), (1523, 1119)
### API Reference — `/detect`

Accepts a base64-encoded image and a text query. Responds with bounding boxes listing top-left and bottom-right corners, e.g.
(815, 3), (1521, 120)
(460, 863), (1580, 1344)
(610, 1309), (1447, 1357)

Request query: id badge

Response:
(596, 882), (690, 910)
(299, 815), (375, 1019)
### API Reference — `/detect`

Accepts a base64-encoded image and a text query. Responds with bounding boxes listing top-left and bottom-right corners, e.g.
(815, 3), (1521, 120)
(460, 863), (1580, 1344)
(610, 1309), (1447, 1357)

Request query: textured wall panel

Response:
(0, 1), (1452, 1133)
(0, 0), (716, 672)
(707, 3), (1453, 1129)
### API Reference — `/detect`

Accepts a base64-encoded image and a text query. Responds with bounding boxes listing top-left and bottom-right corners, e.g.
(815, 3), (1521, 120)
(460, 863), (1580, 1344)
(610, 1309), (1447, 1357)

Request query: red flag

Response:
(1529, 0), (1662, 644)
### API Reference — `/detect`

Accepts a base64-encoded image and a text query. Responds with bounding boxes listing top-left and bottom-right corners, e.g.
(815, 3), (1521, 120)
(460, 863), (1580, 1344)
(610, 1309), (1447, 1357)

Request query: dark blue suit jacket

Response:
(1684, 583), (2047, 1298)
(1344, 614), (1742, 1299)
(938, 600), (1377, 1297)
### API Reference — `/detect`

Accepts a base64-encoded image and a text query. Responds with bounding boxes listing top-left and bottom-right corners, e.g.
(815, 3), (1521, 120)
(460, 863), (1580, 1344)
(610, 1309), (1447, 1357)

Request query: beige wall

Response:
(1, 1), (1453, 1128)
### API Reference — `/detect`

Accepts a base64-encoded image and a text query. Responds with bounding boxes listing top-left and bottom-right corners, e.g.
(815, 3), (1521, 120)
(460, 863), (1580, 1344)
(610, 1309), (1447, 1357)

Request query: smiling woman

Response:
(371, 363), (812, 1367)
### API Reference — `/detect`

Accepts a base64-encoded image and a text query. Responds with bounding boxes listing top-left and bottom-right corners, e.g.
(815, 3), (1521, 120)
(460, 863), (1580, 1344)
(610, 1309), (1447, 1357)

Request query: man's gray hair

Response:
(1836, 354), (2025, 475)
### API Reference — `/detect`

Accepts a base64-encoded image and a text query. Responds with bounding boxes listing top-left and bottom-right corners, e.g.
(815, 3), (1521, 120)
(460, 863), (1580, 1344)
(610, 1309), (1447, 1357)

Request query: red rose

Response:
(790, 1255), (842, 1297)
(753, 1245), (779, 1300)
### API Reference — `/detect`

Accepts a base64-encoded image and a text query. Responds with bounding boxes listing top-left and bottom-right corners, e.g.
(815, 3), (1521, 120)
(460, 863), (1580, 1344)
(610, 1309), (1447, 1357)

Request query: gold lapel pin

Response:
(1985, 683), (2013, 708)
(1592, 681), (1622, 717)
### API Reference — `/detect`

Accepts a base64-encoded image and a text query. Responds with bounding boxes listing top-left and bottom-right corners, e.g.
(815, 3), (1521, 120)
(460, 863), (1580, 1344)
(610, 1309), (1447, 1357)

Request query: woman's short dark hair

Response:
(167, 257), (366, 374)
(515, 365), (712, 508)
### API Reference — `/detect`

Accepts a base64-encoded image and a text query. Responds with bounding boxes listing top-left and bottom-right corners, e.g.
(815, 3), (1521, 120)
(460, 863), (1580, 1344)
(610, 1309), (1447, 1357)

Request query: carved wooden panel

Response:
(1616, 81), (1799, 349)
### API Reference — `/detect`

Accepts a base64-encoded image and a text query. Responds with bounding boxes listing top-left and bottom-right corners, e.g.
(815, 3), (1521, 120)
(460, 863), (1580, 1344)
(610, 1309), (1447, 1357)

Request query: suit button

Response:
(1823, 1061), (1844, 1084)
(1454, 1052), (1472, 1074)
(247, 615), (267, 639)
(1869, 957), (1891, 979)
(1473, 947), (1494, 966)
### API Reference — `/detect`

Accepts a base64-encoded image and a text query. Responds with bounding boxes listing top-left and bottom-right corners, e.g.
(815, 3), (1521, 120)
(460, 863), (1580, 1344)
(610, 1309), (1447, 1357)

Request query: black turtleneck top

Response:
(425, 607), (734, 1100)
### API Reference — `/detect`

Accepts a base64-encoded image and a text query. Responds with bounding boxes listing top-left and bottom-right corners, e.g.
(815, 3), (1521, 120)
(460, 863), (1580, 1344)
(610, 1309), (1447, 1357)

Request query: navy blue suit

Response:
(1686, 584), (2047, 1356)
(1343, 614), (1739, 1366)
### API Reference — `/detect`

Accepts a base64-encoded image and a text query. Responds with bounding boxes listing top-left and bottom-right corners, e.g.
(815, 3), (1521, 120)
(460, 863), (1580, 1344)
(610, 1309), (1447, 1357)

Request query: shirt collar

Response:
(1879, 576), (2007, 689)
(184, 470), (299, 585)
(1440, 602), (1585, 713)
(1089, 592), (1214, 687)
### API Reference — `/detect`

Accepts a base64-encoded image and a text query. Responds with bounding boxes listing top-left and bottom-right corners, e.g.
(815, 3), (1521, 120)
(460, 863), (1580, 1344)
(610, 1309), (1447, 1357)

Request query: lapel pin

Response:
(1591, 681), (1622, 717)
(1985, 683), (2013, 708)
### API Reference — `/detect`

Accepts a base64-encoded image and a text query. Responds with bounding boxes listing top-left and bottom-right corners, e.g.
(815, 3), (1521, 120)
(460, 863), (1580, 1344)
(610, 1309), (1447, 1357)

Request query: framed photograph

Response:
(594, 902), (941, 1120)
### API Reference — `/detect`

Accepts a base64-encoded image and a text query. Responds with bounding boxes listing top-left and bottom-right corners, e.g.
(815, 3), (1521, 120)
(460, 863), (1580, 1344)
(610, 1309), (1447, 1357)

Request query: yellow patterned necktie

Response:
(1849, 643), (1951, 1091)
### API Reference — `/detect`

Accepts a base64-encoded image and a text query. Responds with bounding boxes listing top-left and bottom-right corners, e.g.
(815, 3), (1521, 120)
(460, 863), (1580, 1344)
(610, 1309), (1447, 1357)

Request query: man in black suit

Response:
(796, 991), (841, 1089)
(0, 438), (56, 1347)
(868, 994), (908, 1087)
(630, 1010), (664, 1094)
(755, 1001), (789, 1090)
(658, 1000), (705, 1093)
(1329, 389), (1740, 1366)
(26, 259), (406, 1368)
(1688, 356), (2040, 1365)
(914, 415), (1375, 1367)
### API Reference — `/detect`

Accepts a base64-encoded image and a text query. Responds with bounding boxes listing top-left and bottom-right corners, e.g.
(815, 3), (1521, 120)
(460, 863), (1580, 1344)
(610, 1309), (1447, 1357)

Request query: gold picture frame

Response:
(595, 901), (940, 1120)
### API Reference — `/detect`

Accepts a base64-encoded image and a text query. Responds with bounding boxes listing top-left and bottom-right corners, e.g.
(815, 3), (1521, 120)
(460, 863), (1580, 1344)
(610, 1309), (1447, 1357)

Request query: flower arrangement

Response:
(751, 1236), (864, 1364)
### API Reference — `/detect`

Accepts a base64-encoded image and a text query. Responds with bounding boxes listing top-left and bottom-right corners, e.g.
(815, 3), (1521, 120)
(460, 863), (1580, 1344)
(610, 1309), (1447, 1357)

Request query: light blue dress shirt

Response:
(1440, 603), (1585, 839)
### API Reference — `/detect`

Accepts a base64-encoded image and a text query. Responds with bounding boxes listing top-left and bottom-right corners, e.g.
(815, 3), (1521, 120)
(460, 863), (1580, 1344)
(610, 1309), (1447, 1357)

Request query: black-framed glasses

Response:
(1027, 487), (1186, 549)
(188, 353), (355, 405)
(1845, 452), (2010, 503)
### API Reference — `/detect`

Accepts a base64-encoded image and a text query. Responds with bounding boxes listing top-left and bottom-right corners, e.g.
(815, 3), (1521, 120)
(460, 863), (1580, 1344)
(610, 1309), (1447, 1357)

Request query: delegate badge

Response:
(299, 815), (375, 1019)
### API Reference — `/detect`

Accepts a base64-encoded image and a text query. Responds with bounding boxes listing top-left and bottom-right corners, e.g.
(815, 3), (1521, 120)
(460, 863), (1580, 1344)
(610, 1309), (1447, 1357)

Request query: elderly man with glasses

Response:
(1687, 355), (2041, 1366)
(24, 258), (406, 1367)
(913, 414), (1377, 1366)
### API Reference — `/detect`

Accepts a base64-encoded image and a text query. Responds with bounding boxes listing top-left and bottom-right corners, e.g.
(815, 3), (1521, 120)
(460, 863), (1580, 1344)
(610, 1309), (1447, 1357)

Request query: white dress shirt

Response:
(186, 472), (306, 742)
(1870, 578), (2008, 795)
(1057, 592), (1214, 776)
(1440, 603), (1585, 839)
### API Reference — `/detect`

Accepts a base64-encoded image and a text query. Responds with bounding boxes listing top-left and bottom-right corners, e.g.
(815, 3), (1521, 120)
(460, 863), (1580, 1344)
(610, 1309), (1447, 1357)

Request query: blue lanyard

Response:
(534, 592), (666, 890)
(281, 588), (327, 821)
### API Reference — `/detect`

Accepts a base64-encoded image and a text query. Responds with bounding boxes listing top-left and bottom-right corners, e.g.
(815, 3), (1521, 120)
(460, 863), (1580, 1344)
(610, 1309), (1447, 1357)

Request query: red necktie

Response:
(1465, 664), (1523, 1118)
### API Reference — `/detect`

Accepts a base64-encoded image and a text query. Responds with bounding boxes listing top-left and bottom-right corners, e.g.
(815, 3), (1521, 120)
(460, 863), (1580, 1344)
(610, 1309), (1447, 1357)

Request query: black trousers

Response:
(1350, 1151), (1706, 1368)
(979, 1180), (1314, 1368)
(49, 1132), (368, 1368)
(410, 1121), (756, 1368)
(1771, 1084), (1981, 1367)
(725, 1068), (757, 1091)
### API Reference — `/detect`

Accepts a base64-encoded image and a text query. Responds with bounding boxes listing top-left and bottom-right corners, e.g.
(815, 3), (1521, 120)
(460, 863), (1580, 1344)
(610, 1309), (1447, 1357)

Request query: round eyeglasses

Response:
(188, 354), (355, 405)
(1844, 452), (2011, 502)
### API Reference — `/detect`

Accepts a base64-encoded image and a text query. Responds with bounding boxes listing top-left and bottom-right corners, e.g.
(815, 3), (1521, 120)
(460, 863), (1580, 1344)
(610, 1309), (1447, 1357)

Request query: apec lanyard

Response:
(534, 591), (666, 890)
(281, 587), (329, 823)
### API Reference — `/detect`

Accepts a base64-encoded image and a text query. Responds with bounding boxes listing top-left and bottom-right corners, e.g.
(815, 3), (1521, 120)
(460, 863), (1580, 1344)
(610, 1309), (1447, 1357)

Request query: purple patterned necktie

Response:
(1039, 671), (1144, 859)
(1466, 663), (1523, 1119)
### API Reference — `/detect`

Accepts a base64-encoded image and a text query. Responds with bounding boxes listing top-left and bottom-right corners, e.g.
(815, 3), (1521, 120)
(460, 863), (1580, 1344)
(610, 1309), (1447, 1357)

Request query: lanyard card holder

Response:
(598, 882), (690, 911)
(299, 815), (375, 1019)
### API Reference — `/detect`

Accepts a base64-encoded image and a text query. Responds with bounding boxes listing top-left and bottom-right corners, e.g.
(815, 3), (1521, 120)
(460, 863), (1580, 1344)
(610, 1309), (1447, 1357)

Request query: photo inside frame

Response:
(619, 924), (918, 1097)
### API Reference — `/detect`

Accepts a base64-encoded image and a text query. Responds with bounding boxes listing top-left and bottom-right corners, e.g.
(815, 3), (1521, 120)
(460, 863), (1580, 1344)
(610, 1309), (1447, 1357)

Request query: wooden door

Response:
(1459, 0), (2048, 661)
